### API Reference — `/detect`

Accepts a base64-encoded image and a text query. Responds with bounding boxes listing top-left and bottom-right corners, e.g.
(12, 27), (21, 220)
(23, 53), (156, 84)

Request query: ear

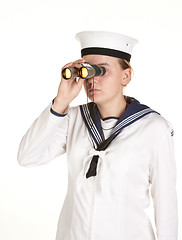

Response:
(121, 68), (131, 86)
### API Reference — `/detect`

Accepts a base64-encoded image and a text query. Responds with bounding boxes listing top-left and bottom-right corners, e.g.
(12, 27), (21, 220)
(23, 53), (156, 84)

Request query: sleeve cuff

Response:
(50, 98), (68, 117)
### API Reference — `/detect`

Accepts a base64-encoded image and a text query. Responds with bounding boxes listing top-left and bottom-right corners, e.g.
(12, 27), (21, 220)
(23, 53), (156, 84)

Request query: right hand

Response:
(55, 58), (86, 105)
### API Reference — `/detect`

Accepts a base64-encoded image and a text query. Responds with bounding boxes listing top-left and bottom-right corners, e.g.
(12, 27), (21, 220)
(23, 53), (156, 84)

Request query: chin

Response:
(86, 95), (105, 104)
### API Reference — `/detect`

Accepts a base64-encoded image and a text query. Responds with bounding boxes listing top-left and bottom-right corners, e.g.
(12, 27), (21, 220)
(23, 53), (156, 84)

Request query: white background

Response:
(0, 0), (181, 239)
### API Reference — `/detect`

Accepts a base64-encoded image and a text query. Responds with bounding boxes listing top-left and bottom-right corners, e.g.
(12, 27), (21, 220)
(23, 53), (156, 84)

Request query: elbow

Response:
(17, 152), (31, 167)
(17, 149), (50, 167)
(17, 155), (40, 168)
(17, 148), (25, 166)
(17, 149), (37, 168)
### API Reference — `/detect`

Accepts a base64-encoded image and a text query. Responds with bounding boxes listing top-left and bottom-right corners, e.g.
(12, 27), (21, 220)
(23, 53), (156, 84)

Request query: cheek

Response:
(104, 72), (122, 88)
(105, 68), (122, 80)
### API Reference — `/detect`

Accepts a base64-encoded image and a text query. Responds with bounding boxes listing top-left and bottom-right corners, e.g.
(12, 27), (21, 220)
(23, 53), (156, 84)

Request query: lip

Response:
(89, 88), (101, 92)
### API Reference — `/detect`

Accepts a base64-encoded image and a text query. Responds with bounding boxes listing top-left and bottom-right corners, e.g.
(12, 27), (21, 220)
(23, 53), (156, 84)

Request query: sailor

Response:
(17, 31), (178, 240)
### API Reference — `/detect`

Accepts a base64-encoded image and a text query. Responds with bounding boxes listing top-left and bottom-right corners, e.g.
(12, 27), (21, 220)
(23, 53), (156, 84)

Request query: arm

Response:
(149, 124), (178, 240)
(17, 99), (70, 167)
(17, 59), (86, 167)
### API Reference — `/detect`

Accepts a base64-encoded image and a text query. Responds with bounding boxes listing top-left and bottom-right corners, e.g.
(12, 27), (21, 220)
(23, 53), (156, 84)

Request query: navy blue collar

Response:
(79, 96), (159, 148)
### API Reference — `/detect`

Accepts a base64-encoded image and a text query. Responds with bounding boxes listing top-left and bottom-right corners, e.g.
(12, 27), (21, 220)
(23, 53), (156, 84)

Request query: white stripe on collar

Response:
(79, 97), (159, 148)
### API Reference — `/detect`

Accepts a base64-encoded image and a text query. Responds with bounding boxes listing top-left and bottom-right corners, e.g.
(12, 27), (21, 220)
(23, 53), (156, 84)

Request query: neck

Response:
(96, 95), (127, 119)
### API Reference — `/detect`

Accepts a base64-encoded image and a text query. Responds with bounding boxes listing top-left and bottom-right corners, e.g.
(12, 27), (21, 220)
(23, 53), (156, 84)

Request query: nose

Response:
(86, 76), (99, 84)
(85, 77), (99, 90)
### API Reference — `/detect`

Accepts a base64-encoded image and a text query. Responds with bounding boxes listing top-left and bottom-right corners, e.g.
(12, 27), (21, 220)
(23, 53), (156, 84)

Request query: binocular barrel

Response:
(61, 63), (106, 80)
(61, 67), (79, 80)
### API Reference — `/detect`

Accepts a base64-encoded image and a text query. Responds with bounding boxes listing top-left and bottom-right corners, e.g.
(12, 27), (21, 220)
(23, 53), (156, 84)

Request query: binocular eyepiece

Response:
(61, 63), (106, 80)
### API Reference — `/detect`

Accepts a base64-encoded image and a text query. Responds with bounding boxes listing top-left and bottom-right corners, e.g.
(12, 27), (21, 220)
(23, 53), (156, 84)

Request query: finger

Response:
(62, 59), (85, 70)
(62, 62), (73, 69)
(73, 58), (86, 63)
(63, 58), (86, 67)
(73, 59), (86, 65)
(73, 63), (85, 69)
(76, 77), (85, 88)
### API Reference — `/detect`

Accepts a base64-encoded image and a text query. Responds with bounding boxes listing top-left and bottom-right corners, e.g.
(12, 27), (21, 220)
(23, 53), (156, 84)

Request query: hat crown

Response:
(75, 31), (138, 55)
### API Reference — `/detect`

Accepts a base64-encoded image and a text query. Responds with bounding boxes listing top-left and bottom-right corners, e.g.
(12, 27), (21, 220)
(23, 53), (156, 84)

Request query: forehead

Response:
(82, 54), (119, 65)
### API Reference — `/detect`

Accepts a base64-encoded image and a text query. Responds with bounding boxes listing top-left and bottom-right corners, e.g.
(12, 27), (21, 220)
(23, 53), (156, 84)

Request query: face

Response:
(82, 54), (130, 105)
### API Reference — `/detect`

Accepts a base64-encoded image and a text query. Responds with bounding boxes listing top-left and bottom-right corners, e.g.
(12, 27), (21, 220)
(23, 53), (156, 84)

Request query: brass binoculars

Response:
(61, 63), (106, 80)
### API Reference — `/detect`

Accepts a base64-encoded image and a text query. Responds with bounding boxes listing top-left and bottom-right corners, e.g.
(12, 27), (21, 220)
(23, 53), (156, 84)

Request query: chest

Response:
(66, 117), (153, 188)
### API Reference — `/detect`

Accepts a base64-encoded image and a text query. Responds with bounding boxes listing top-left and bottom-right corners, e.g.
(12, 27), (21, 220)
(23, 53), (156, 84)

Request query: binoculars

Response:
(61, 62), (106, 80)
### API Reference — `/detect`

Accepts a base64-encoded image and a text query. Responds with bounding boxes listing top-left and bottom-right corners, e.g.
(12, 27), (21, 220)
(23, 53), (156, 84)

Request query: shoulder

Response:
(69, 102), (95, 117)
(66, 104), (85, 125)
(67, 104), (81, 117)
(148, 113), (173, 131)
(143, 112), (174, 139)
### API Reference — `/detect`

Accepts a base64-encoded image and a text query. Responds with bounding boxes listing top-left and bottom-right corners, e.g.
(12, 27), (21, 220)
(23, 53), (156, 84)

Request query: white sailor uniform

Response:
(17, 96), (178, 240)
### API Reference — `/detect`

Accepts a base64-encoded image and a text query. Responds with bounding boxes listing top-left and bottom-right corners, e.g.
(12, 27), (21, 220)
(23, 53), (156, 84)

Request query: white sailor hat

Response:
(75, 31), (138, 62)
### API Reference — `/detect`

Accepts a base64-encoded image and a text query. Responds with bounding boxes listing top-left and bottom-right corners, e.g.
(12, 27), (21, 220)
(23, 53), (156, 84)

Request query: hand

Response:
(55, 58), (87, 105)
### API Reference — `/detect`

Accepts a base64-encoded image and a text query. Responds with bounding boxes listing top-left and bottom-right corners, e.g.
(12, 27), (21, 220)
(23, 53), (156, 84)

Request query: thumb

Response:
(77, 77), (85, 89)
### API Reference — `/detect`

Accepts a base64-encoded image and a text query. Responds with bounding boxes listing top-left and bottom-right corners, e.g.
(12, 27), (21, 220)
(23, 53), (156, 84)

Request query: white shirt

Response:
(101, 117), (118, 139)
(17, 100), (178, 240)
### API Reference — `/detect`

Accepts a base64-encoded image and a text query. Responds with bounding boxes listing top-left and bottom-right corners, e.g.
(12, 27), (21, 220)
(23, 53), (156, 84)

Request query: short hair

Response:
(118, 59), (133, 81)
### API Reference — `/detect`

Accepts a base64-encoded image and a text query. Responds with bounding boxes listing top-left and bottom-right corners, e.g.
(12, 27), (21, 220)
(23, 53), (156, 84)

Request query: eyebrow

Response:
(97, 63), (110, 67)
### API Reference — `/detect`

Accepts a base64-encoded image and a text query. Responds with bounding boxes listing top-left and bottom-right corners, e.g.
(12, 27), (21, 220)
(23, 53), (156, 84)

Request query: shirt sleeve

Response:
(50, 97), (68, 117)
(149, 124), (178, 240)
(17, 99), (70, 167)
